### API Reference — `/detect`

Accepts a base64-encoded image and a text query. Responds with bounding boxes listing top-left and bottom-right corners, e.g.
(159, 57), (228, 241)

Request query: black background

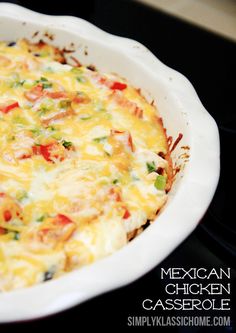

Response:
(0, 1), (235, 332)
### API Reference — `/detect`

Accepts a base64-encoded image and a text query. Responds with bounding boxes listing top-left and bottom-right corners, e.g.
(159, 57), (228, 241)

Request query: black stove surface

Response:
(1, 0), (235, 332)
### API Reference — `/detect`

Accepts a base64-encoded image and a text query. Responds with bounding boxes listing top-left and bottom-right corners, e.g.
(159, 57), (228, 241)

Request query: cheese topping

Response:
(0, 39), (172, 291)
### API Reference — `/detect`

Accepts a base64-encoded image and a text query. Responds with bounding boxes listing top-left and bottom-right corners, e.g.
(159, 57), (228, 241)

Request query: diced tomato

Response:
(34, 142), (66, 162)
(24, 84), (43, 102)
(110, 82), (127, 90)
(32, 145), (41, 155)
(123, 208), (131, 219)
(53, 214), (73, 226)
(98, 75), (127, 91)
(39, 144), (52, 162)
(0, 193), (23, 223)
(0, 101), (19, 114)
(45, 91), (68, 99)
(3, 210), (12, 222)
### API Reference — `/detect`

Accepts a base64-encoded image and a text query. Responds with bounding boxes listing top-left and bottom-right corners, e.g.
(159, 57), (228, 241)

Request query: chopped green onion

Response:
(146, 161), (156, 173)
(80, 115), (91, 120)
(30, 128), (41, 135)
(112, 179), (119, 184)
(36, 215), (46, 222)
(76, 76), (87, 83)
(42, 82), (52, 89)
(16, 190), (28, 202)
(48, 126), (56, 131)
(39, 98), (54, 114)
(14, 232), (20, 240)
(154, 175), (166, 191)
(93, 136), (108, 143)
(35, 77), (52, 89)
(12, 80), (25, 88)
(62, 140), (73, 149)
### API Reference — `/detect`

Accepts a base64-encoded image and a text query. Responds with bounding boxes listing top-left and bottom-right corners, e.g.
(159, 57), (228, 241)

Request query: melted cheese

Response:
(0, 39), (171, 291)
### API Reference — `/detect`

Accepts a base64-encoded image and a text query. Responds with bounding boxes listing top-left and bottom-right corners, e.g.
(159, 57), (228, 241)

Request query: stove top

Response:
(1, 0), (235, 331)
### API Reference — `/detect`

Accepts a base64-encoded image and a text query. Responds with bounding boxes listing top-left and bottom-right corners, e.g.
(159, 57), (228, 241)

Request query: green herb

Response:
(36, 215), (46, 222)
(17, 190), (28, 202)
(12, 80), (25, 88)
(76, 76), (87, 83)
(38, 108), (49, 116)
(93, 136), (108, 143)
(30, 128), (41, 136)
(39, 98), (54, 114)
(48, 126), (56, 131)
(70, 67), (83, 75)
(62, 140), (73, 149)
(146, 161), (156, 173)
(80, 115), (91, 120)
(42, 82), (52, 89)
(112, 179), (119, 184)
(14, 232), (20, 240)
(154, 175), (166, 191)
(35, 77), (52, 89)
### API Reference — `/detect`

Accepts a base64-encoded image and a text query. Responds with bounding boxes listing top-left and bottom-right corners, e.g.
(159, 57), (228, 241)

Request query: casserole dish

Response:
(0, 2), (220, 322)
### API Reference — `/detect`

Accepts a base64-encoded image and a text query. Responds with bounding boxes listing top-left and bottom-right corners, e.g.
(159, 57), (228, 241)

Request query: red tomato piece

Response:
(54, 214), (73, 226)
(110, 82), (127, 90)
(0, 101), (19, 114)
(3, 210), (12, 222)
(123, 208), (131, 219)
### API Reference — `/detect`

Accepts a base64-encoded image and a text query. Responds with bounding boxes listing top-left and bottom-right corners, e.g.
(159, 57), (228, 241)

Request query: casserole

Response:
(0, 38), (173, 291)
(0, 2), (220, 322)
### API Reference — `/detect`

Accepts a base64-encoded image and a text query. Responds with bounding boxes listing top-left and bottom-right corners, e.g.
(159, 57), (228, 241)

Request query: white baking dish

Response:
(0, 3), (220, 322)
